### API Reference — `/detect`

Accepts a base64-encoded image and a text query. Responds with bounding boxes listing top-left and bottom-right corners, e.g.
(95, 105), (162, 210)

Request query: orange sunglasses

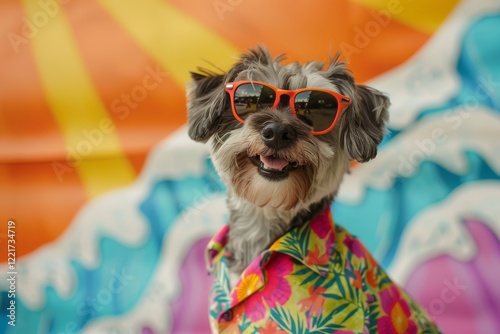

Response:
(225, 80), (351, 135)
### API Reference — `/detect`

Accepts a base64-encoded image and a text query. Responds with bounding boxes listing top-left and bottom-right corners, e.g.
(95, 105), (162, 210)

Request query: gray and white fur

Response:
(187, 46), (389, 281)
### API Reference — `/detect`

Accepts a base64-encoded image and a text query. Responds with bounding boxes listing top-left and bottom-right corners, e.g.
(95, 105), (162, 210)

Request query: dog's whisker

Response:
(199, 59), (226, 75)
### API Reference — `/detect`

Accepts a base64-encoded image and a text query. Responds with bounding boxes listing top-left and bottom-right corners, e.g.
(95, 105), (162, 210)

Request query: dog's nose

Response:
(261, 123), (296, 149)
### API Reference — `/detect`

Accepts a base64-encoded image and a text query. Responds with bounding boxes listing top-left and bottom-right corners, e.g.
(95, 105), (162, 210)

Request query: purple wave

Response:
(405, 218), (500, 334)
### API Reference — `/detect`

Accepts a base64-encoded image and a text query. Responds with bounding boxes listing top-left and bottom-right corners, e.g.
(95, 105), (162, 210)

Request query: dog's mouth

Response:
(249, 154), (300, 181)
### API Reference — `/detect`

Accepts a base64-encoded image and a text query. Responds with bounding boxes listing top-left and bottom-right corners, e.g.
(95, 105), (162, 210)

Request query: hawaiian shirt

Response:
(205, 207), (441, 334)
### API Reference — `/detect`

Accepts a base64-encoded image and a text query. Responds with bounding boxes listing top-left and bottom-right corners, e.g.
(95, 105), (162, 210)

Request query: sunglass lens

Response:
(294, 91), (338, 132)
(234, 84), (276, 119)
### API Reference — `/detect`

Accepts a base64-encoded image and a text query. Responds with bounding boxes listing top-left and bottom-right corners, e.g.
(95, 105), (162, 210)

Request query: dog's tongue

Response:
(260, 155), (289, 170)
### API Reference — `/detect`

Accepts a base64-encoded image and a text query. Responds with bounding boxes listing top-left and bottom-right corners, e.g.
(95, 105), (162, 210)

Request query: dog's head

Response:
(187, 46), (389, 211)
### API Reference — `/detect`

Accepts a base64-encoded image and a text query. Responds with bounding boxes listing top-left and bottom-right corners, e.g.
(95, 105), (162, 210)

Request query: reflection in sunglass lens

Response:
(294, 91), (338, 132)
(234, 84), (276, 119)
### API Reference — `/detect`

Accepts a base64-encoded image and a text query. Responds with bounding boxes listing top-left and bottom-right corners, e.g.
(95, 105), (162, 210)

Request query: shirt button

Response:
(221, 310), (233, 322)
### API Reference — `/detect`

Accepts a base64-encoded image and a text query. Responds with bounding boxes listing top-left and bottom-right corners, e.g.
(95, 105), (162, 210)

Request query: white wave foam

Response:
(337, 107), (500, 204)
(388, 181), (500, 285)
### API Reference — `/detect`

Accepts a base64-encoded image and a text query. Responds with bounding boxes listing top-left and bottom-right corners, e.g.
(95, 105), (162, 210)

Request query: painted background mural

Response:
(1, 0), (499, 333)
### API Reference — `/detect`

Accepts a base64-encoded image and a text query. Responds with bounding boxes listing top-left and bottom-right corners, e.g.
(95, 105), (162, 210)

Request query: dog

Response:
(187, 46), (440, 334)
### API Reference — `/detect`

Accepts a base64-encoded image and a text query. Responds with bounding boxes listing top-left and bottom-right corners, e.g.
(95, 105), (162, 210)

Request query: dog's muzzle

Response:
(246, 122), (300, 181)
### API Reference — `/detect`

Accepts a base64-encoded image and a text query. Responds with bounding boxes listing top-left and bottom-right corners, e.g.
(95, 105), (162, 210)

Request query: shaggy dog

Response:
(187, 46), (440, 334)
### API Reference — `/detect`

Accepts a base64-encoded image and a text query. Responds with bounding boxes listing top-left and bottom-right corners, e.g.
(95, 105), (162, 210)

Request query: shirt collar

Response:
(205, 224), (229, 273)
(269, 207), (336, 276)
(205, 206), (336, 276)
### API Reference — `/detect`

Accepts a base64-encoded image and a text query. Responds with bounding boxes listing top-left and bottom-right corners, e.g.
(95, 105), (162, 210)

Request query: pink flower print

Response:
(242, 255), (294, 322)
(377, 286), (417, 334)
(230, 256), (264, 303)
(263, 255), (293, 307)
(243, 293), (267, 322)
(342, 234), (365, 258)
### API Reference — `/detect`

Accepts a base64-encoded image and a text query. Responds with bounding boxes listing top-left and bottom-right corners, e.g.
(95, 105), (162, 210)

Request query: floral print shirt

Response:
(205, 207), (441, 334)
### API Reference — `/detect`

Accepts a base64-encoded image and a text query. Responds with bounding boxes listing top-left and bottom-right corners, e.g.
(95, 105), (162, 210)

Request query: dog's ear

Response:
(187, 69), (228, 142)
(339, 85), (389, 162)
(187, 46), (278, 142)
(326, 57), (389, 162)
